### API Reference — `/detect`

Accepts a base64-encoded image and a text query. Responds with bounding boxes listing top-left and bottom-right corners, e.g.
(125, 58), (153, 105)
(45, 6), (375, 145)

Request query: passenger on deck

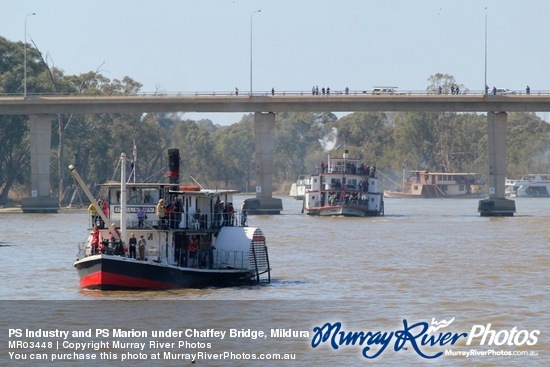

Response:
(362, 179), (369, 192)
(214, 199), (224, 228)
(174, 199), (183, 228)
(128, 233), (137, 259)
(187, 236), (199, 267)
(137, 207), (146, 228)
(165, 202), (174, 228)
(227, 203), (235, 226)
(88, 202), (99, 227)
(156, 199), (167, 228)
(99, 199), (109, 228)
(91, 226), (100, 255)
(109, 224), (123, 255)
(241, 199), (248, 226)
(138, 235), (146, 260)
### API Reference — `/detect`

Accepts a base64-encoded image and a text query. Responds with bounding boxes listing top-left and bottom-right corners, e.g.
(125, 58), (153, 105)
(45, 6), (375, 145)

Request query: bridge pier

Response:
(478, 111), (515, 216)
(21, 114), (58, 213)
(247, 112), (282, 215)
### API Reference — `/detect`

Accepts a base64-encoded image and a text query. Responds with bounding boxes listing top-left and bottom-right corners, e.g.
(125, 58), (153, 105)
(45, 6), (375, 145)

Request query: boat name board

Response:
(113, 206), (156, 213)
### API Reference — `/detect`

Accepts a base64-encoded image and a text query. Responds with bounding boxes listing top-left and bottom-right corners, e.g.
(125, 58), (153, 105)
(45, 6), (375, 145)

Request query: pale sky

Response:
(3, 0), (550, 124)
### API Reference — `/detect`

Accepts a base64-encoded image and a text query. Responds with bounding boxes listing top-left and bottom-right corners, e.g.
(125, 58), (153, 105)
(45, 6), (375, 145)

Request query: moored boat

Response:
(384, 171), (484, 198)
(289, 175), (310, 200)
(71, 149), (271, 290)
(303, 150), (384, 217)
(506, 174), (550, 198)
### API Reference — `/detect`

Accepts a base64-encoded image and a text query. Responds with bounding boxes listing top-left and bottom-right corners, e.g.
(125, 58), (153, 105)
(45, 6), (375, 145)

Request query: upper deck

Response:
(92, 182), (246, 231)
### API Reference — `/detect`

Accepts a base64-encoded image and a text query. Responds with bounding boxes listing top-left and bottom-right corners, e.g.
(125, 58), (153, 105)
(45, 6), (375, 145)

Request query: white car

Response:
(494, 88), (516, 95)
(371, 86), (398, 95)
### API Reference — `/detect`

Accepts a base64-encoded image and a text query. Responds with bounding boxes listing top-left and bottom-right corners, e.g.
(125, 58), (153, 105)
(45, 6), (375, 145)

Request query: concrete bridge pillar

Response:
(478, 111), (515, 216)
(247, 112), (282, 214)
(21, 114), (58, 213)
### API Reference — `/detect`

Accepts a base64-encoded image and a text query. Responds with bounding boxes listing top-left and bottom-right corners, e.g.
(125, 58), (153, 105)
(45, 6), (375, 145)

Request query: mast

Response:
(68, 164), (120, 241)
(120, 153), (127, 245)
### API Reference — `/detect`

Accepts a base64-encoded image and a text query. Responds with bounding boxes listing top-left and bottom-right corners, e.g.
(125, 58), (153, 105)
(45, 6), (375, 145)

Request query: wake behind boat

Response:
(71, 149), (270, 290)
(303, 150), (384, 217)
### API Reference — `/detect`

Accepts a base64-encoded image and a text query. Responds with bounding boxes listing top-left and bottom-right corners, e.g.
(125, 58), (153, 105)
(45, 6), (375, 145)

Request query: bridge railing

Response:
(2, 89), (550, 97)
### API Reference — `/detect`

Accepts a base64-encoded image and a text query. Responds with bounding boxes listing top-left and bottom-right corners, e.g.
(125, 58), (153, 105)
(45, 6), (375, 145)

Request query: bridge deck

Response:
(1, 94), (550, 115)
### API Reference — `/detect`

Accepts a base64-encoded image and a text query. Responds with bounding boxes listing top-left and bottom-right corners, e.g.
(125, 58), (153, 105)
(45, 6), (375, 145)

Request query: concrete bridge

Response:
(1, 93), (550, 215)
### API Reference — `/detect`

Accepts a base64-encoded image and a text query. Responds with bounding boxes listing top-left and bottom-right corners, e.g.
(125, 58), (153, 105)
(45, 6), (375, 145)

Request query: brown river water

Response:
(0, 196), (547, 366)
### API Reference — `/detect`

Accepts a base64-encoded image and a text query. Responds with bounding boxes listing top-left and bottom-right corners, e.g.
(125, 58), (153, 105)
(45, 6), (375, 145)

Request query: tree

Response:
(507, 113), (550, 177)
(274, 112), (336, 183)
(426, 73), (467, 94)
(328, 112), (395, 168)
(211, 116), (255, 190)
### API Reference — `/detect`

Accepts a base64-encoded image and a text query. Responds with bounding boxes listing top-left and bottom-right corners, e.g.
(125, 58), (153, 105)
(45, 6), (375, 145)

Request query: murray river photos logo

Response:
(310, 318), (540, 359)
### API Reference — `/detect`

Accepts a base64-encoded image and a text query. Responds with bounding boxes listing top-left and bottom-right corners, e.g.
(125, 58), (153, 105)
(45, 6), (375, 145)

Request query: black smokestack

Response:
(168, 149), (180, 186)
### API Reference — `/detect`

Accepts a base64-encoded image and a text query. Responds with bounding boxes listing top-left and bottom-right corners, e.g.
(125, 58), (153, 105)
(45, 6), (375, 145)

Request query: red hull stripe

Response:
(80, 271), (180, 289)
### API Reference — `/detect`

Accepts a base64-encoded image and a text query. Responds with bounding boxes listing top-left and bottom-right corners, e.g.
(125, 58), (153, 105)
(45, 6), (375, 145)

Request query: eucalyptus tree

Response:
(393, 112), (439, 170)
(211, 115), (255, 190)
(426, 73), (467, 94)
(328, 112), (395, 168)
(274, 112), (336, 183)
(507, 112), (550, 177)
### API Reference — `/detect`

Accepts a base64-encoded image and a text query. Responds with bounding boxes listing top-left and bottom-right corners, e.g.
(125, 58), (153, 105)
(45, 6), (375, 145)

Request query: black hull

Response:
(74, 255), (258, 290)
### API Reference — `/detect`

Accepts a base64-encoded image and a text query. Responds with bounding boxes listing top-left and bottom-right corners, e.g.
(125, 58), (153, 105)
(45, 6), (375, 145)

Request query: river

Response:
(0, 196), (547, 366)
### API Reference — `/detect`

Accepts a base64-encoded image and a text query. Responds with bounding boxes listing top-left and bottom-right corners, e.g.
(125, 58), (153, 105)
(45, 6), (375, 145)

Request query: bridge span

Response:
(1, 94), (548, 216)
(1, 94), (550, 114)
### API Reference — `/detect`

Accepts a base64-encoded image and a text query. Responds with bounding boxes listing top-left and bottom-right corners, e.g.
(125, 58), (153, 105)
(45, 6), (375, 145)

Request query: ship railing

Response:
(330, 198), (370, 207)
(87, 210), (250, 230)
(178, 248), (252, 270)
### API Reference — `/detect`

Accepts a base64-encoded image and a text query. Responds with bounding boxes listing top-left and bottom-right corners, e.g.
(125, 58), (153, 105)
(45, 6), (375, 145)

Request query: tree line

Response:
(0, 36), (548, 205)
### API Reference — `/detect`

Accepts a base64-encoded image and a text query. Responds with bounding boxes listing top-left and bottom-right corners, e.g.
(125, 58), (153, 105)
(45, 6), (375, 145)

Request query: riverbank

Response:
(0, 206), (85, 213)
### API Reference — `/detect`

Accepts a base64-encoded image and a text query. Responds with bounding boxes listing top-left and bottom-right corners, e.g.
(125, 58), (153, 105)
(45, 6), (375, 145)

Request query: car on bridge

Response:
(494, 88), (516, 95)
(371, 86), (399, 95)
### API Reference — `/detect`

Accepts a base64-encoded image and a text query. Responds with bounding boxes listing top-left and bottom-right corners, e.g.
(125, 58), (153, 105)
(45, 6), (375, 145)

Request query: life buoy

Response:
(179, 185), (201, 191)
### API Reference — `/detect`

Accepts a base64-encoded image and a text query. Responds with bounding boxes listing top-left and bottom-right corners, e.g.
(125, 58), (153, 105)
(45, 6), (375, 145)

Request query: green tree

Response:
(211, 116), (255, 190)
(427, 73), (467, 94)
(507, 113), (550, 177)
(274, 112), (336, 183)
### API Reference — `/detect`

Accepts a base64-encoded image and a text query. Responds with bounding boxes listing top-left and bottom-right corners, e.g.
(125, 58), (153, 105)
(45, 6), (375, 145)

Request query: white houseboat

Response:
(506, 174), (550, 198)
(289, 175), (310, 200)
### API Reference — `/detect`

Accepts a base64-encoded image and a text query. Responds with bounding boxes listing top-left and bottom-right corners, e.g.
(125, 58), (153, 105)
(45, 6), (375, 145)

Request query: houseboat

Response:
(303, 150), (384, 216)
(289, 175), (310, 200)
(384, 171), (484, 198)
(506, 174), (550, 198)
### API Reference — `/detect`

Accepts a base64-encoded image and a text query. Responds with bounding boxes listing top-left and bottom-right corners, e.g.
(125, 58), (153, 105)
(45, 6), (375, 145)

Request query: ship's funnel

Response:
(168, 149), (180, 187)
